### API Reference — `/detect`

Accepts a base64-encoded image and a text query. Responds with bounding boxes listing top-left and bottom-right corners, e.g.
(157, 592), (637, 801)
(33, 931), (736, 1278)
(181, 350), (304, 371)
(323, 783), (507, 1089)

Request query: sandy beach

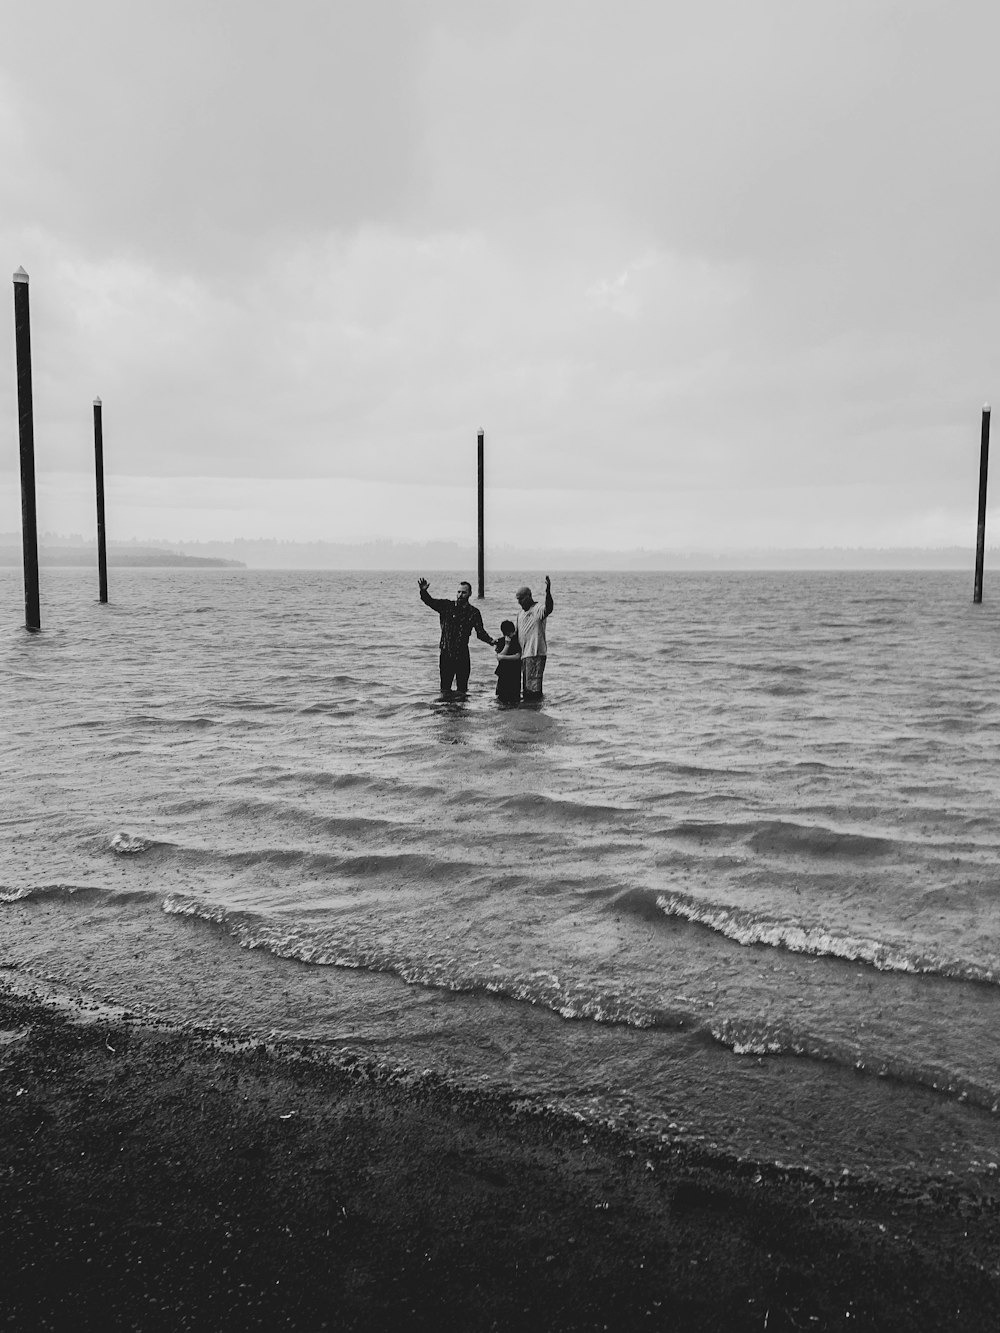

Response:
(2, 984), (998, 1332)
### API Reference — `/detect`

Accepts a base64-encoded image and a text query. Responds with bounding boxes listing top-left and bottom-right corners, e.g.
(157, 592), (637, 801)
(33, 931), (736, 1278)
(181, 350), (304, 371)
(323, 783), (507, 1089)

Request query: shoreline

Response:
(3, 985), (999, 1330)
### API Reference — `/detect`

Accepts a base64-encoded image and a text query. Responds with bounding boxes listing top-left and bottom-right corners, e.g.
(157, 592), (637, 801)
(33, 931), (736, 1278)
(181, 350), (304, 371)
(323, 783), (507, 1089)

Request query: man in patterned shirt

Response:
(418, 577), (497, 693)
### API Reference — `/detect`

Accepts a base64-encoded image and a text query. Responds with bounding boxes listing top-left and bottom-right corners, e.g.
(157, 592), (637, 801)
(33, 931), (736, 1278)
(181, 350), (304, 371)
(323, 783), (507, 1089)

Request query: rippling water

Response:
(3, 567), (1000, 1191)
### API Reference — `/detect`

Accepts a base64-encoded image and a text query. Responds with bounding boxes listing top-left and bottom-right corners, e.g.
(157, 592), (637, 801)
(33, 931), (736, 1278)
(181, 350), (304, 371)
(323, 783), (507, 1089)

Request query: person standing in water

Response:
(494, 619), (522, 703)
(515, 576), (553, 697)
(418, 578), (497, 693)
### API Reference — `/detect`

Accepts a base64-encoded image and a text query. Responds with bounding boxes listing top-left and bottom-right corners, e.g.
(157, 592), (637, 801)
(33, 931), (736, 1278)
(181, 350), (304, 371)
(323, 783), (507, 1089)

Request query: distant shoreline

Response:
(0, 535), (991, 572)
(0, 546), (244, 569)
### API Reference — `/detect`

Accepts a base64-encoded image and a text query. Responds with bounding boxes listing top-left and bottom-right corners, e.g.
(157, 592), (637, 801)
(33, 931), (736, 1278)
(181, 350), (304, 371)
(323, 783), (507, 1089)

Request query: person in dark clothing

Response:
(418, 577), (497, 693)
(494, 619), (521, 703)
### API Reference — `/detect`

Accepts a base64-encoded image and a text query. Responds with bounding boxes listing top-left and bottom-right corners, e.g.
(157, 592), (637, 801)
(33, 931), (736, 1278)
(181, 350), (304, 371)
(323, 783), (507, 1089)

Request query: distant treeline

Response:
(0, 543), (243, 569)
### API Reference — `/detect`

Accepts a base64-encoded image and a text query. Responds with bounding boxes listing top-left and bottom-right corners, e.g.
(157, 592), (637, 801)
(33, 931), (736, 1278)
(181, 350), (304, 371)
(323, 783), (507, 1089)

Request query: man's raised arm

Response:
(417, 577), (450, 613)
(544, 575), (554, 616)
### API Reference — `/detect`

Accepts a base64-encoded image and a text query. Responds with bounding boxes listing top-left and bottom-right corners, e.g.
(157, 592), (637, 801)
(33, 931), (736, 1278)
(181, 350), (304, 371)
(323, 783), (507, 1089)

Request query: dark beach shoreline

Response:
(2, 984), (998, 1331)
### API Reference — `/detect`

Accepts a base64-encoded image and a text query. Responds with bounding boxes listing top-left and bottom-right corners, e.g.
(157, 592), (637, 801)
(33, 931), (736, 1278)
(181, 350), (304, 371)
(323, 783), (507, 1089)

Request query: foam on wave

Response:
(654, 889), (999, 984)
(110, 832), (155, 855)
(0, 883), (104, 904)
(159, 892), (1000, 1112)
(710, 1015), (1000, 1114)
(161, 893), (689, 1031)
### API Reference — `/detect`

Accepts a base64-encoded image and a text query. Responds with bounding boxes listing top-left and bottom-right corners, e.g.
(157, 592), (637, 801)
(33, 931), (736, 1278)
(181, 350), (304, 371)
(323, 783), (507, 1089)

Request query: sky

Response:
(2, 0), (999, 551)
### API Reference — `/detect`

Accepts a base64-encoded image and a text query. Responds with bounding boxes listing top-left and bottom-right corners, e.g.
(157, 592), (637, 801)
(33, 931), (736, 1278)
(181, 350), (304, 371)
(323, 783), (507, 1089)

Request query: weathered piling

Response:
(93, 397), (108, 603)
(974, 403), (991, 604)
(477, 428), (485, 600)
(13, 267), (40, 631)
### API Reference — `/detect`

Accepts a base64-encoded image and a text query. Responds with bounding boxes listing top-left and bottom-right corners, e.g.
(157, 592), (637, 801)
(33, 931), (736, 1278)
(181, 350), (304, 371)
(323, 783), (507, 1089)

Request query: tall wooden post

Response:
(93, 396), (108, 603)
(974, 403), (991, 604)
(13, 267), (40, 632)
(477, 428), (485, 600)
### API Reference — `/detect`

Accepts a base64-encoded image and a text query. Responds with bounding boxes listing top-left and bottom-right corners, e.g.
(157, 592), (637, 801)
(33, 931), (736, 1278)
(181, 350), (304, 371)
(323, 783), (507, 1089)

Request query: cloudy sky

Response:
(2, 1), (998, 550)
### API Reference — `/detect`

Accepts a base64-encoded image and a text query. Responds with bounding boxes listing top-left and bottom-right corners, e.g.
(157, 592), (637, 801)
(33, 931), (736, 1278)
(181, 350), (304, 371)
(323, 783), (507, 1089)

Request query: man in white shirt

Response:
(515, 576), (554, 697)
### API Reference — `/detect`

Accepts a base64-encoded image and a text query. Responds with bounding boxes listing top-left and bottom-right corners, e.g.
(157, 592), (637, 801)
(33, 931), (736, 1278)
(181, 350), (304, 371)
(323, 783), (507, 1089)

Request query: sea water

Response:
(3, 567), (1000, 1192)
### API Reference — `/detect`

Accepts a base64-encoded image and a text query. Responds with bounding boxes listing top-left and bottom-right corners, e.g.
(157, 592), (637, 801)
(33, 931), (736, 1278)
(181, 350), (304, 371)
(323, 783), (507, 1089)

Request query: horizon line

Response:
(1, 534), (991, 555)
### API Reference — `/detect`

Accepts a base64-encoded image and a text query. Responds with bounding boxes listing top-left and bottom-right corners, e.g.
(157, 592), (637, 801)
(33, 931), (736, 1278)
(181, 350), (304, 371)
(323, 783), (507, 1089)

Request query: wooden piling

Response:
(974, 404), (991, 604)
(477, 428), (485, 600)
(93, 397), (108, 603)
(13, 267), (40, 631)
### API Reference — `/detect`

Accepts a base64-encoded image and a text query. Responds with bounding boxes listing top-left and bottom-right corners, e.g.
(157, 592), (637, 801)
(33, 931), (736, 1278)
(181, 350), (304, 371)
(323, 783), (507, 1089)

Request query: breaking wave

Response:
(160, 892), (1000, 1115)
(161, 892), (689, 1030)
(710, 1015), (1000, 1114)
(654, 889), (1000, 984)
(0, 883), (104, 904)
(110, 832), (156, 855)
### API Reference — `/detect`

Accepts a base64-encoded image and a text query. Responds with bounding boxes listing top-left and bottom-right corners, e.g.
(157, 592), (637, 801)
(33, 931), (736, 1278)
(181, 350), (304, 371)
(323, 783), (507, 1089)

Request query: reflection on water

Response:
(489, 702), (560, 755)
(430, 693), (474, 746)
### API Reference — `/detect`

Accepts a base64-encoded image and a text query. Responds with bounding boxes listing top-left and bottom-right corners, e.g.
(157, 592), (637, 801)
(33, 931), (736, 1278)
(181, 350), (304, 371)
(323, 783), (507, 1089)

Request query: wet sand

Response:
(2, 985), (998, 1331)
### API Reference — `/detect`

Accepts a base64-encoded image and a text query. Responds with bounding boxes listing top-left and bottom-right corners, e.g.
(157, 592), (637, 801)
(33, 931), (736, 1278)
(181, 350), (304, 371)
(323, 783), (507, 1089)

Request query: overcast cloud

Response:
(2, 1), (998, 549)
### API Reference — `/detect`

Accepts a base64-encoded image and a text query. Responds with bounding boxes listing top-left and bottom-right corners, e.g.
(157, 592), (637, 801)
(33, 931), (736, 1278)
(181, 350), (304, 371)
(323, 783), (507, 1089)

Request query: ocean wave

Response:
(0, 882), (104, 904)
(214, 796), (404, 840)
(748, 820), (896, 859)
(710, 1016), (1000, 1114)
(122, 713), (217, 729)
(161, 893), (692, 1031)
(666, 817), (896, 860)
(158, 843), (477, 885)
(162, 797), (216, 815)
(631, 761), (733, 781)
(653, 889), (1000, 984)
(1, 881), (159, 907)
(482, 792), (634, 823)
(159, 892), (1000, 1117)
(254, 770), (442, 800)
(214, 698), (284, 713)
(667, 820), (743, 845)
(110, 831), (156, 855)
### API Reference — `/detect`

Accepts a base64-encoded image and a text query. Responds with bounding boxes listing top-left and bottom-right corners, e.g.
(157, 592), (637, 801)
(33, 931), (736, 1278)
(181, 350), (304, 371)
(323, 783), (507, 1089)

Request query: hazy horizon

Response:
(2, 530), (992, 572)
(3, 4), (999, 551)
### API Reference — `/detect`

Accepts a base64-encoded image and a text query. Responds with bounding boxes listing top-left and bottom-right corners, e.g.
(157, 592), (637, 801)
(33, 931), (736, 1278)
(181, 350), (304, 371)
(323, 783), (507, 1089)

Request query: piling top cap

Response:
(985, 402), (991, 413)
(13, 266), (28, 283)
(94, 396), (102, 406)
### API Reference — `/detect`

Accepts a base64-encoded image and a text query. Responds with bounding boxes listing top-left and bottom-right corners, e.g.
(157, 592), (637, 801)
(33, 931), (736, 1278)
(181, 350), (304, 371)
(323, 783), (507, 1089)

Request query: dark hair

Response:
(459, 580), (472, 593)
(500, 619), (516, 635)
